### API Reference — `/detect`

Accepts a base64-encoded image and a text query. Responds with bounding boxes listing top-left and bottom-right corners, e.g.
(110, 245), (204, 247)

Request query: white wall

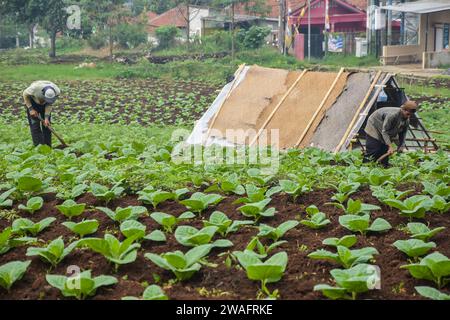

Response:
(189, 7), (210, 38)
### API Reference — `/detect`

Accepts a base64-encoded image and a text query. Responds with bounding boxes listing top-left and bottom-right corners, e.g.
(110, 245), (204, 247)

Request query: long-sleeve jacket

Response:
(23, 81), (61, 119)
(364, 107), (409, 147)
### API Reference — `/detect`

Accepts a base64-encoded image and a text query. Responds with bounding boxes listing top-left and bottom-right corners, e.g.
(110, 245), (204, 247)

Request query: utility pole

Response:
(308, 0), (311, 60)
(278, 0), (286, 54)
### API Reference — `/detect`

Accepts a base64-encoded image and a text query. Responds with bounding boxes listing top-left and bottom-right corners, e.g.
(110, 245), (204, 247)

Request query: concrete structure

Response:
(380, 0), (450, 68)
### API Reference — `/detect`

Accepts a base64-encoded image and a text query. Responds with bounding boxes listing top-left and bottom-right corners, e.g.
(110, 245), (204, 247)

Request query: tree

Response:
(214, 0), (270, 59)
(80, 0), (130, 61)
(39, 0), (69, 57)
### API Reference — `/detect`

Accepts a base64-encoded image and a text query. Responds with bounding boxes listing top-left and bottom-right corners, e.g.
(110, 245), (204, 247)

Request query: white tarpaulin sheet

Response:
(380, 1), (450, 14)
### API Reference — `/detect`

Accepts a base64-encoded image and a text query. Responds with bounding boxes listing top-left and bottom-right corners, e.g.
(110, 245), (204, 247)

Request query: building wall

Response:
(419, 10), (450, 52)
(189, 7), (210, 38)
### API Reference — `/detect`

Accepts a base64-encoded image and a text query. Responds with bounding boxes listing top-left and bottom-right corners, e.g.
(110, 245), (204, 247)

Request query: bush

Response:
(56, 37), (85, 50)
(155, 26), (180, 49)
(201, 31), (232, 52)
(114, 24), (148, 49)
(87, 32), (108, 50)
(237, 26), (271, 50)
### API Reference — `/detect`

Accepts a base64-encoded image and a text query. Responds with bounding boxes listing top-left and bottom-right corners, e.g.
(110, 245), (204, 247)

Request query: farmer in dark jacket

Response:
(363, 101), (418, 167)
(23, 81), (61, 147)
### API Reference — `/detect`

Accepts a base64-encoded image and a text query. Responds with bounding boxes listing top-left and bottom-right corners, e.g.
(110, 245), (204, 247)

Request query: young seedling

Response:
(314, 264), (380, 300)
(62, 220), (99, 238)
(78, 234), (141, 272)
(203, 211), (253, 237)
(0, 188), (15, 208)
(179, 192), (223, 215)
(11, 217), (56, 236)
(279, 180), (311, 202)
(237, 198), (277, 222)
(422, 181), (450, 199)
(300, 206), (330, 229)
(56, 184), (88, 200)
(138, 189), (175, 209)
(370, 185), (413, 203)
(368, 168), (391, 186)
(330, 181), (361, 204)
(90, 182), (124, 204)
(393, 239), (436, 260)
(401, 252), (450, 288)
(322, 235), (358, 248)
(233, 184), (268, 205)
(18, 197), (44, 214)
(56, 200), (86, 220)
(244, 237), (286, 259)
(328, 198), (381, 216)
(257, 220), (299, 242)
(383, 195), (433, 219)
(428, 195), (450, 214)
(0, 260), (31, 292)
(144, 230), (167, 242)
(174, 225), (232, 248)
(145, 244), (212, 281)
(339, 214), (392, 235)
(120, 220), (147, 239)
(405, 222), (445, 241)
(122, 285), (168, 300)
(46, 270), (117, 300)
(233, 250), (288, 299)
(26, 237), (79, 268)
(0, 227), (36, 255)
(150, 211), (195, 233)
(415, 286), (450, 300)
(97, 206), (147, 223)
(308, 245), (379, 269)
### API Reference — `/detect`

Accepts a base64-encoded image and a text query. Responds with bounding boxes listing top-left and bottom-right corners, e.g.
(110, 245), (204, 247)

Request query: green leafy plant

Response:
(78, 234), (141, 271)
(308, 246), (379, 268)
(383, 195), (433, 219)
(145, 244), (212, 281)
(300, 206), (330, 229)
(62, 220), (99, 238)
(97, 206), (147, 223)
(203, 211), (253, 237)
(122, 285), (168, 300)
(422, 181), (450, 199)
(279, 180), (311, 201)
(0, 188), (15, 208)
(257, 220), (299, 242)
(56, 200), (86, 220)
(339, 214), (392, 235)
(428, 195), (450, 214)
(138, 189), (176, 209)
(405, 223), (445, 241)
(145, 230), (167, 242)
(179, 192), (223, 215)
(415, 286), (450, 300)
(401, 252), (450, 288)
(46, 270), (117, 300)
(244, 237), (286, 259)
(0, 227), (36, 255)
(90, 182), (124, 204)
(322, 235), (358, 248)
(393, 239), (436, 259)
(237, 198), (277, 221)
(314, 264), (380, 300)
(368, 168), (391, 186)
(26, 237), (79, 267)
(174, 225), (232, 248)
(329, 199), (381, 216)
(370, 185), (413, 203)
(233, 184), (269, 204)
(18, 197), (44, 214)
(330, 181), (361, 204)
(233, 250), (288, 299)
(120, 220), (147, 239)
(56, 184), (88, 200)
(17, 176), (43, 193)
(150, 211), (195, 233)
(0, 260), (31, 292)
(11, 217), (56, 236)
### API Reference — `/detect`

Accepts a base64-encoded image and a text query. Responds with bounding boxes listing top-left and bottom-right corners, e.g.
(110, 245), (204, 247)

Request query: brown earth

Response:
(0, 186), (449, 300)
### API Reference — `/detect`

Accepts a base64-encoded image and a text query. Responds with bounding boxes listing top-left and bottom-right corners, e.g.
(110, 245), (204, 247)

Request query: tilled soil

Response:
(0, 187), (449, 300)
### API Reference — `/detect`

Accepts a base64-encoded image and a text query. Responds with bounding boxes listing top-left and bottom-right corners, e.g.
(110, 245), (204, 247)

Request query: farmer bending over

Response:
(23, 81), (61, 147)
(363, 100), (418, 167)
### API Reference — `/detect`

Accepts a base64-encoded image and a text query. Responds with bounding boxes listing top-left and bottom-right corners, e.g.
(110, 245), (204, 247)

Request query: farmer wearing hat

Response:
(23, 81), (61, 147)
(363, 101), (419, 167)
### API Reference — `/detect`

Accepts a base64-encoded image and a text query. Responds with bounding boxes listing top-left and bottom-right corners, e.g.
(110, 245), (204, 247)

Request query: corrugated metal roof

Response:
(380, 0), (450, 14)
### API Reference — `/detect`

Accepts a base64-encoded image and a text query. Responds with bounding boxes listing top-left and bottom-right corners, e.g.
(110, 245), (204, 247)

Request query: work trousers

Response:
(26, 101), (51, 147)
(363, 135), (389, 167)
